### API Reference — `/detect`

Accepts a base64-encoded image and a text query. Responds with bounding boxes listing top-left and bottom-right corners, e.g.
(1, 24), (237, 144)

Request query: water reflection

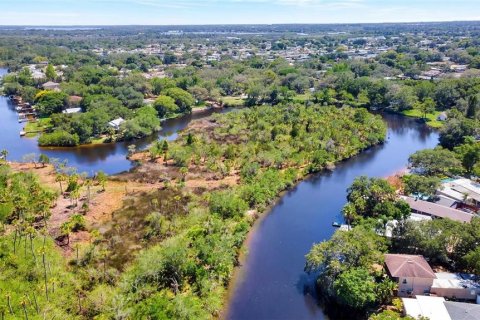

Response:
(0, 67), (230, 175)
(227, 114), (439, 320)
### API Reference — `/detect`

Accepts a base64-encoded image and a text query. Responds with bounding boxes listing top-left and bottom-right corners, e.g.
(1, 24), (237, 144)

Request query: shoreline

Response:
(220, 143), (386, 318)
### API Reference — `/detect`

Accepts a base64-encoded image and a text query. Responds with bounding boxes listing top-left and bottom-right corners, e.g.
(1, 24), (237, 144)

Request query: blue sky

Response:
(0, 0), (479, 25)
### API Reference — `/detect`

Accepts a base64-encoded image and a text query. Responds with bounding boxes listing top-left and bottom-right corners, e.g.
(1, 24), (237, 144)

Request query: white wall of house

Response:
(397, 277), (435, 297)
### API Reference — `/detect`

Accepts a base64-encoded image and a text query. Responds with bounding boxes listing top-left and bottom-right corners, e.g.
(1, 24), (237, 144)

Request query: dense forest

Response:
(1, 22), (479, 146)
(0, 23), (480, 319)
(0, 103), (385, 319)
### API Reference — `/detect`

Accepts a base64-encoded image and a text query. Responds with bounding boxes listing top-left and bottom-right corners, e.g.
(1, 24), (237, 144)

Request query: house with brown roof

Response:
(385, 254), (437, 297)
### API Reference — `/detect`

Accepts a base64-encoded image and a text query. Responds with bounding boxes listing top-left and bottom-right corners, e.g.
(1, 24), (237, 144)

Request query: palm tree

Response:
(61, 222), (72, 245)
(55, 173), (67, 194)
(180, 167), (188, 182)
(0, 149), (8, 162)
(96, 171), (107, 192)
(162, 140), (169, 165)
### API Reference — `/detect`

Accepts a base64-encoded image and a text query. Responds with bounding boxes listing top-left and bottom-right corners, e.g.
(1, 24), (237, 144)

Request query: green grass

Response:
(401, 109), (444, 128)
(24, 117), (52, 137)
(221, 96), (245, 107)
(294, 92), (312, 102)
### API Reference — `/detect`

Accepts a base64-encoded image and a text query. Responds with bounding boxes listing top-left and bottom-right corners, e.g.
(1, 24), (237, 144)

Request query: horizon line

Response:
(1, 19), (480, 28)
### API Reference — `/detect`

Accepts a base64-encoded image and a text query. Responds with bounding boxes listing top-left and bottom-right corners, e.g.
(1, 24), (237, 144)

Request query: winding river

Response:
(0, 68), (227, 175)
(1, 67), (440, 319)
(226, 114), (439, 319)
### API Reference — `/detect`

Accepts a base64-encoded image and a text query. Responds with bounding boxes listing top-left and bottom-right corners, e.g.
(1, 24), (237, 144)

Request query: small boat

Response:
(332, 221), (341, 227)
(20, 131), (26, 136)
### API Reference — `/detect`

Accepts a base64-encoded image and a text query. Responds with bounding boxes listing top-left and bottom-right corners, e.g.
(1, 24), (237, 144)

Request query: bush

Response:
(38, 130), (80, 146)
(209, 191), (248, 218)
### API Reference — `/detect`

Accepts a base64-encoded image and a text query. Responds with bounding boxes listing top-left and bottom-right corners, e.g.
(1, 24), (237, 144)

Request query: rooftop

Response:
(402, 296), (450, 320)
(402, 196), (474, 223)
(385, 254), (436, 279)
(432, 273), (480, 290)
(444, 301), (480, 320)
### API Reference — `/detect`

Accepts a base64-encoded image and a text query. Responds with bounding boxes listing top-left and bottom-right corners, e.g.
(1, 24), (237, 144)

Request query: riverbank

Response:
(225, 113), (439, 320)
(401, 109), (444, 128)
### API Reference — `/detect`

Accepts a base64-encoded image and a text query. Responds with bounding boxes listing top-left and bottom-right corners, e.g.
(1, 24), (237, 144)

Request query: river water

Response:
(226, 114), (439, 320)
(0, 68), (226, 175)
(1, 67), (440, 319)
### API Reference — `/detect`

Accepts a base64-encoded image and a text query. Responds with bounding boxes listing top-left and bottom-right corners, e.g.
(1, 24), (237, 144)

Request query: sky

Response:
(0, 0), (479, 25)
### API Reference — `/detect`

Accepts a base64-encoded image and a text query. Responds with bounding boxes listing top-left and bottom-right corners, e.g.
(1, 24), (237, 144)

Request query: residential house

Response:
(437, 179), (480, 210)
(444, 301), (480, 320)
(62, 108), (82, 114)
(431, 273), (480, 301)
(42, 81), (61, 91)
(437, 112), (448, 121)
(402, 196), (474, 223)
(402, 296), (480, 320)
(108, 118), (125, 130)
(402, 296), (451, 320)
(384, 254), (436, 297)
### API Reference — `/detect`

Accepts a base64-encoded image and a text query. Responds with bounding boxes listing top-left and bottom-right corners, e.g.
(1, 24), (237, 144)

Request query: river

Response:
(1, 67), (440, 319)
(0, 67), (227, 175)
(226, 113), (439, 320)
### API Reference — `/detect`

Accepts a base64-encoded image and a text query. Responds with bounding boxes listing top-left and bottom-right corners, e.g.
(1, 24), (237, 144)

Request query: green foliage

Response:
(343, 176), (410, 225)
(306, 226), (390, 312)
(164, 87), (195, 113)
(402, 174), (441, 198)
(333, 268), (378, 309)
(36, 91), (68, 117)
(45, 64), (57, 80)
(38, 130), (80, 147)
(209, 190), (248, 219)
(153, 95), (178, 117)
(408, 147), (462, 176)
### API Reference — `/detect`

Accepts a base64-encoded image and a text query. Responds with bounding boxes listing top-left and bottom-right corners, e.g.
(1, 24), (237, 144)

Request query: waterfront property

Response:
(403, 296), (480, 320)
(384, 254), (436, 297)
(402, 196), (474, 223)
(437, 179), (480, 211)
(108, 117), (125, 130)
(402, 295), (451, 320)
(431, 273), (480, 301)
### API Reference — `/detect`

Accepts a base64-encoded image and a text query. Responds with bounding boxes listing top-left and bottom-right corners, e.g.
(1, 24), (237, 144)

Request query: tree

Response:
(96, 171), (107, 191)
(38, 154), (50, 167)
(186, 133), (194, 145)
(179, 167), (188, 182)
(0, 149), (8, 162)
(402, 174), (441, 198)
(161, 140), (169, 165)
(35, 91), (67, 117)
(209, 191), (248, 219)
(414, 97), (435, 120)
(333, 268), (378, 310)
(408, 147), (462, 176)
(343, 176), (409, 224)
(466, 95), (478, 119)
(454, 137), (480, 175)
(60, 221), (72, 245)
(55, 173), (67, 194)
(153, 95), (178, 118)
(45, 64), (57, 81)
(163, 88), (195, 113)
(439, 114), (479, 149)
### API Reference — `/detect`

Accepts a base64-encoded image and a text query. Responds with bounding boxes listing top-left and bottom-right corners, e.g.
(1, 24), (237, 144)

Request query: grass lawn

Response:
(294, 93), (312, 102)
(401, 109), (444, 128)
(221, 96), (245, 107)
(24, 118), (52, 137)
(90, 136), (108, 144)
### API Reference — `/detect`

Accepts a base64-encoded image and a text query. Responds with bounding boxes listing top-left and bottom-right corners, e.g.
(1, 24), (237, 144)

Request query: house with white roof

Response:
(108, 118), (125, 130)
(402, 295), (451, 320)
